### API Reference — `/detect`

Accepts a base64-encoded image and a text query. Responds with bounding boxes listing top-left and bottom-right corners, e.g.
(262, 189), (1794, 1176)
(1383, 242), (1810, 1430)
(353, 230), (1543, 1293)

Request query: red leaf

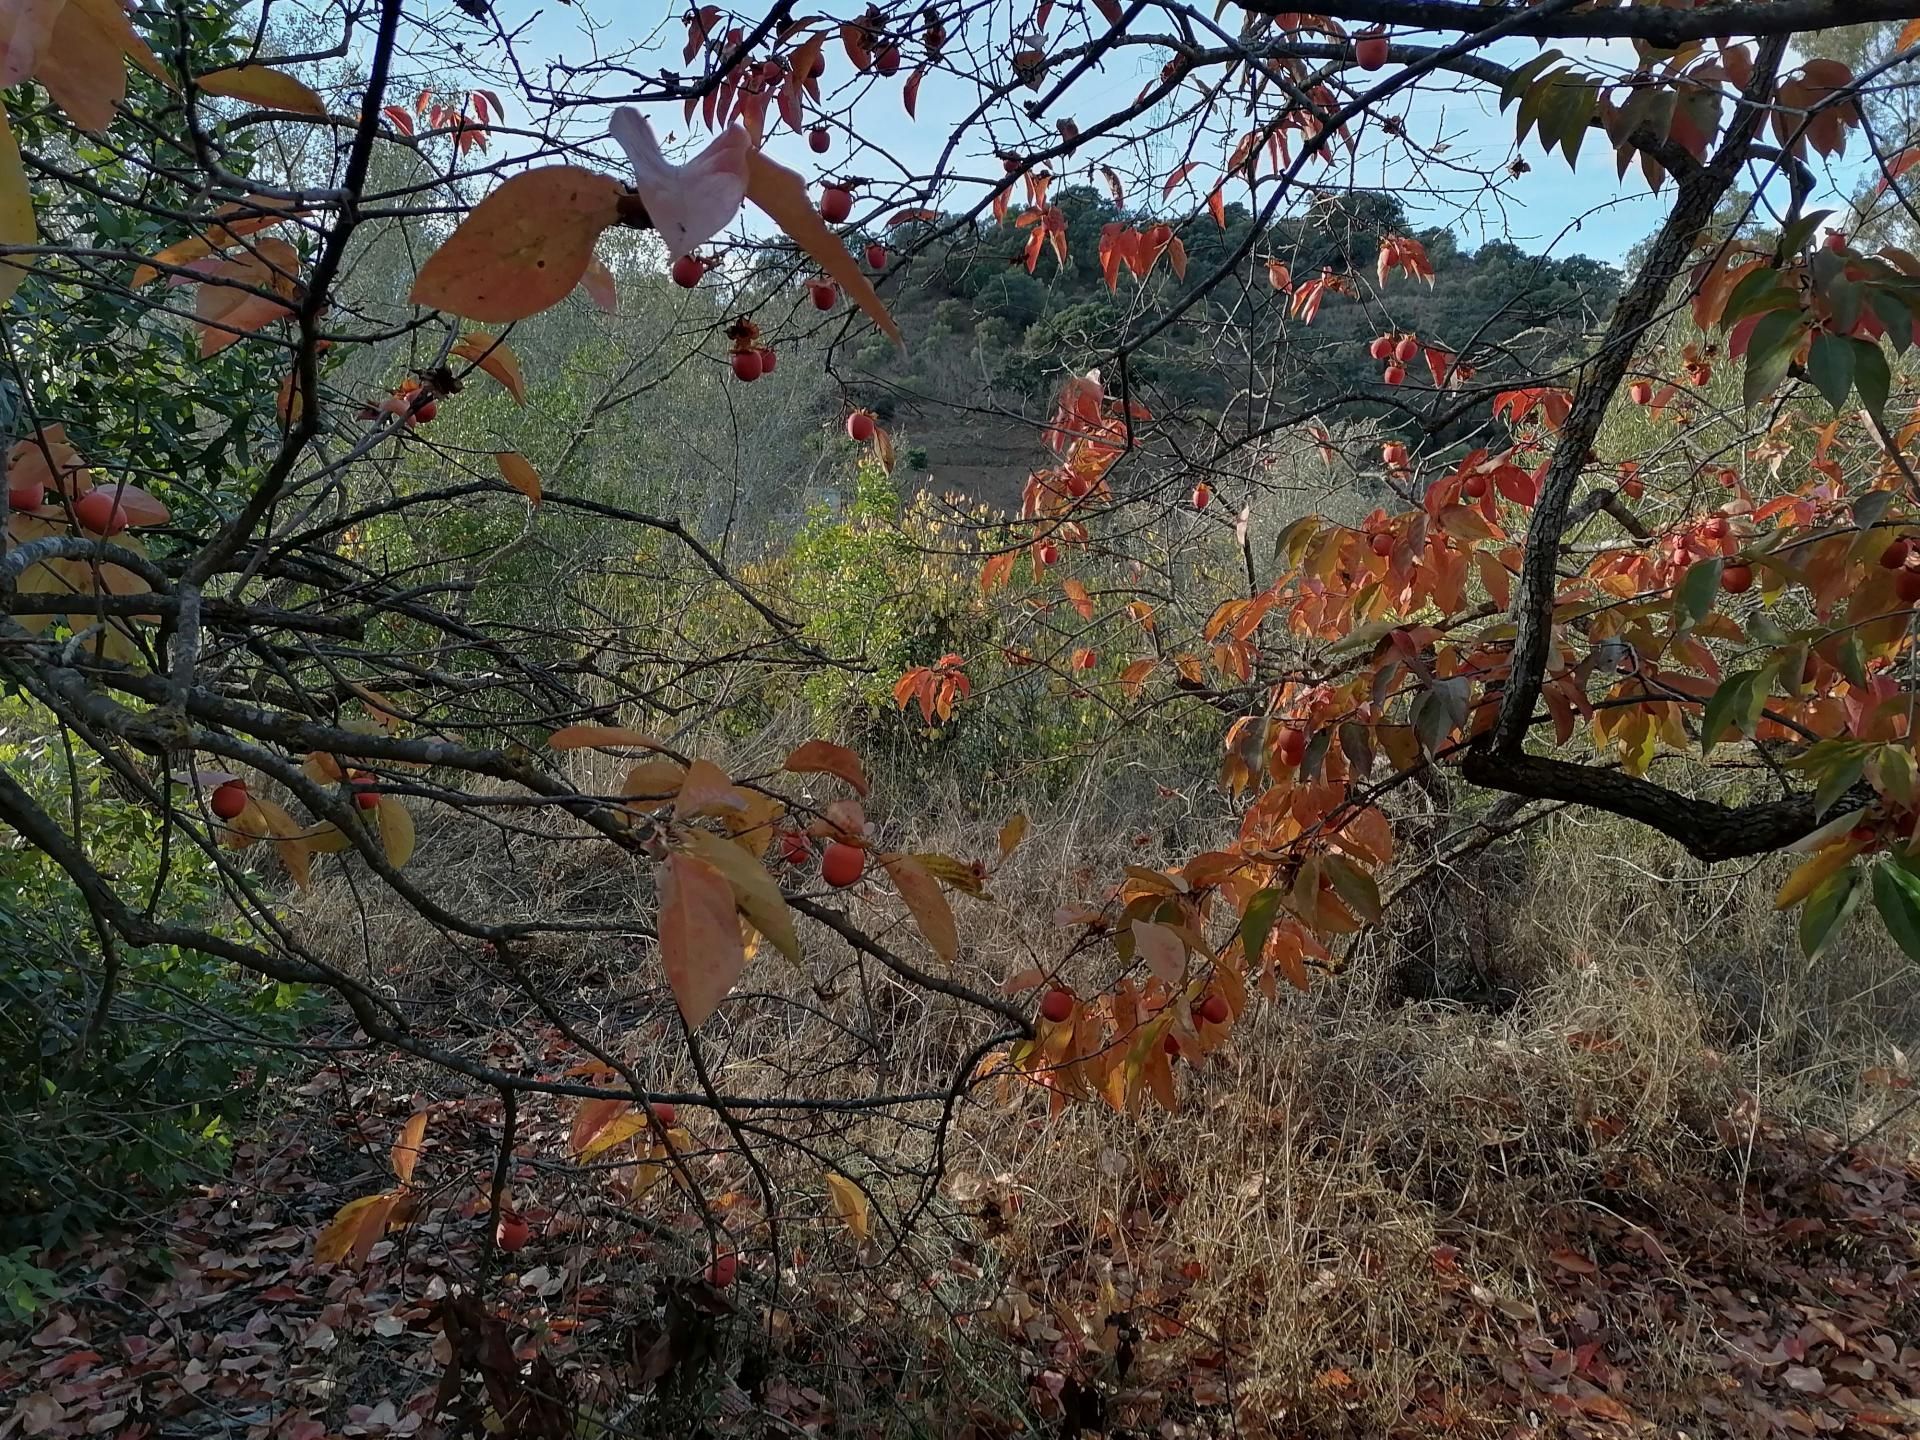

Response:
(783, 738), (870, 795)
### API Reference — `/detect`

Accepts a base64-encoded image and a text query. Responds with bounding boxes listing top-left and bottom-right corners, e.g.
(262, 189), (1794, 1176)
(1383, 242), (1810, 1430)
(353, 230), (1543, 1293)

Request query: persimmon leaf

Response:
(410, 166), (623, 323)
(1131, 919), (1186, 987)
(195, 64), (326, 115)
(879, 852), (959, 963)
(314, 1191), (399, 1265)
(783, 738), (870, 795)
(1871, 858), (1920, 962)
(0, 105), (36, 307)
(680, 827), (801, 965)
(496, 451), (542, 504)
(375, 795), (415, 868)
(452, 333), (527, 403)
(390, 1111), (428, 1186)
(825, 1171), (871, 1241)
(658, 851), (749, 1028)
(744, 149), (901, 347)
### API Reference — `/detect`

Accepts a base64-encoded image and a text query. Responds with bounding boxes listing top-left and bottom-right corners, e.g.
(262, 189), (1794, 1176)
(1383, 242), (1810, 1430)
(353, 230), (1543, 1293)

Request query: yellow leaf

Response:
(452, 333), (527, 403)
(998, 812), (1029, 857)
(723, 787), (785, 858)
(744, 150), (901, 347)
(1775, 841), (1858, 911)
(569, 1096), (631, 1155)
(783, 738), (870, 795)
(878, 852), (959, 963)
(548, 724), (670, 752)
(630, 1160), (665, 1200)
(410, 166), (622, 324)
(621, 760), (686, 803)
(577, 1110), (650, 1160)
(913, 851), (985, 895)
(680, 826), (801, 965)
(496, 451), (541, 504)
(0, 106), (35, 308)
(390, 1111), (428, 1185)
(249, 795), (312, 888)
(375, 795), (415, 868)
(292, 820), (351, 853)
(313, 1191), (398, 1265)
(194, 64), (326, 116)
(824, 1170), (871, 1240)
(658, 851), (749, 1028)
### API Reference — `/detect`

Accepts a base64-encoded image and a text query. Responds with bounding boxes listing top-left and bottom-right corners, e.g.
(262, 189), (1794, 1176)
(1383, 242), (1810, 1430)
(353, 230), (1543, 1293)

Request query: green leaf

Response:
(1799, 865), (1862, 961)
(1743, 308), (1805, 409)
(1867, 286), (1914, 353)
(1852, 337), (1891, 421)
(1806, 332), (1855, 412)
(1721, 265), (1795, 326)
(1321, 854), (1382, 925)
(1870, 860), (1920, 963)
(1780, 208), (1835, 256)
(1700, 669), (1759, 755)
(1813, 750), (1868, 819)
(1836, 633), (1869, 688)
(1241, 887), (1284, 971)
(1499, 50), (1566, 110)
(1302, 726), (1333, 782)
(1675, 557), (1723, 628)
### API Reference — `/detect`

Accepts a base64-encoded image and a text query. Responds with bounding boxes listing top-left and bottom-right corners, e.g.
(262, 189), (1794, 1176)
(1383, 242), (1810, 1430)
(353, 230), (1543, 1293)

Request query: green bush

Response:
(0, 704), (313, 1250)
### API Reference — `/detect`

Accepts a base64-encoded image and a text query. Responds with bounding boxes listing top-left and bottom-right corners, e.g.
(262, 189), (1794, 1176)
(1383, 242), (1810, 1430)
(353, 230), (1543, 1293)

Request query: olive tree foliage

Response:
(8, 0), (1920, 1264)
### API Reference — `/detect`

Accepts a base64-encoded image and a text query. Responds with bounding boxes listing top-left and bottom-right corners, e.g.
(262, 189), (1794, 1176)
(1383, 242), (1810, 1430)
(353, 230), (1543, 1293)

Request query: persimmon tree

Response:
(7, 0), (1920, 1301)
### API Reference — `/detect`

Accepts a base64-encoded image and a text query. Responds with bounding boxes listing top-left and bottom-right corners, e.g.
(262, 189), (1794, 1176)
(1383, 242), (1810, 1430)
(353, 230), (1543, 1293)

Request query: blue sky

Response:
(501, 8), (1856, 266)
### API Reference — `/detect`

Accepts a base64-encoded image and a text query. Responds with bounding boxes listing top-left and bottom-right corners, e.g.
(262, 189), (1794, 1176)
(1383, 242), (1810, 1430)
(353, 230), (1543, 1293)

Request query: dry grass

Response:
(280, 730), (1920, 1435)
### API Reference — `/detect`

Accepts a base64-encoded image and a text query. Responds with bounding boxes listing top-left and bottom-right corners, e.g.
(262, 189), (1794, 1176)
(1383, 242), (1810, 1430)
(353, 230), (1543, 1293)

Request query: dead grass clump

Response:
(952, 949), (1744, 1433)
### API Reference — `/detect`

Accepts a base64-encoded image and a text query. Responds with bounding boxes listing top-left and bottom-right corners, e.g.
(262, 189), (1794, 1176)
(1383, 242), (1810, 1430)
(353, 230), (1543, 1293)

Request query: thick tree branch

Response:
(1234, 0), (1920, 45)
(1490, 33), (1791, 754)
(1460, 749), (1869, 863)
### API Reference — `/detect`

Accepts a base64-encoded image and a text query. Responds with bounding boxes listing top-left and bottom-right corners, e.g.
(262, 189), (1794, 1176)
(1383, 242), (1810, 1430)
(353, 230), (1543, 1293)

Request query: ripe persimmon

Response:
(822, 841), (865, 887)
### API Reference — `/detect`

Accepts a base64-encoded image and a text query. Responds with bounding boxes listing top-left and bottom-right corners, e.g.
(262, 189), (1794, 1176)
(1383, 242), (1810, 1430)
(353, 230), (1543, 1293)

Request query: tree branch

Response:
(1460, 748), (1869, 863)
(1234, 0), (1920, 45)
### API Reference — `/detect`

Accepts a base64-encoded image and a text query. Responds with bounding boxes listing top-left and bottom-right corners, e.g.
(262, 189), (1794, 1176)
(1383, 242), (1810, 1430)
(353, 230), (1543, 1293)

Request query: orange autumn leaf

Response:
(744, 149), (900, 347)
(194, 63), (326, 116)
(496, 451), (541, 503)
(131, 195), (307, 287)
(410, 166), (623, 323)
(1062, 577), (1094, 620)
(548, 724), (671, 752)
(193, 236), (299, 356)
(389, 1111), (428, 1185)
(658, 850), (749, 1028)
(784, 738), (870, 795)
(2, 0), (167, 133)
(878, 852), (959, 963)
(314, 1191), (401, 1266)
(452, 333), (527, 403)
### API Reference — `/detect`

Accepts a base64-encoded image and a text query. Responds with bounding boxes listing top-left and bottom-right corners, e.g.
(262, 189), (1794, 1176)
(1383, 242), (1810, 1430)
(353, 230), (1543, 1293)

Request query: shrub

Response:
(0, 704), (312, 1249)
